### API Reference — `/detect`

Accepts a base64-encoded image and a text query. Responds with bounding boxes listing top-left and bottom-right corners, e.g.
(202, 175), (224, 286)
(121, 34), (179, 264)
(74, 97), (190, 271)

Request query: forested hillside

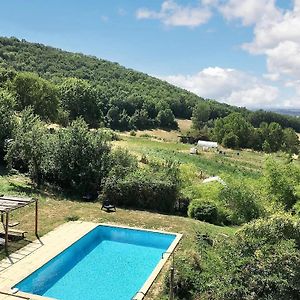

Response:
(0, 37), (300, 131)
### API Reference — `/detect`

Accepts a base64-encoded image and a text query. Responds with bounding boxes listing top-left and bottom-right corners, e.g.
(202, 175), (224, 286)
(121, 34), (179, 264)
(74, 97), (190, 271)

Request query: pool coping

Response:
(0, 221), (182, 300)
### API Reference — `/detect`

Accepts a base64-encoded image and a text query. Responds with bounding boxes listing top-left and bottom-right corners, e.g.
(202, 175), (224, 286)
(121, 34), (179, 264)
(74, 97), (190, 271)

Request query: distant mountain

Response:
(269, 109), (300, 118)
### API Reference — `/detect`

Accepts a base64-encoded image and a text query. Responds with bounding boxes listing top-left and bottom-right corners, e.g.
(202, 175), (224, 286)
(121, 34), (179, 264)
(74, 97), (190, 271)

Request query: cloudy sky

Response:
(0, 0), (300, 109)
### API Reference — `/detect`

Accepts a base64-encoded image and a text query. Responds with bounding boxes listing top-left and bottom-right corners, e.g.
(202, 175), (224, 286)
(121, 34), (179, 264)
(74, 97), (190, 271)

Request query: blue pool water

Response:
(15, 225), (176, 300)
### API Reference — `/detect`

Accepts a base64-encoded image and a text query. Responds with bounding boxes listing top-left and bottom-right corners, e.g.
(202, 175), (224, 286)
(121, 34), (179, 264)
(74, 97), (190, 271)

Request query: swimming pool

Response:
(14, 225), (180, 300)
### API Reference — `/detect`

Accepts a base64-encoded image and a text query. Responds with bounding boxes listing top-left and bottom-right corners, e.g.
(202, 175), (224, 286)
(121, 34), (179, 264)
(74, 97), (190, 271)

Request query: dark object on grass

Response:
(101, 199), (116, 212)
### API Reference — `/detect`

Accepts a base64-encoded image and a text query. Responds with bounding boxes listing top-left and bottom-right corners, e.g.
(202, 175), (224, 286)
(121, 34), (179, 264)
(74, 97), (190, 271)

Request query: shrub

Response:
(51, 118), (111, 195)
(165, 251), (202, 300)
(222, 132), (239, 149)
(173, 214), (300, 300)
(215, 214), (300, 300)
(0, 89), (15, 162)
(188, 199), (219, 224)
(5, 108), (48, 184)
(103, 163), (180, 213)
(219, 181), (262, 224)
(264, 157), (299, 210)
(130, 130), (136, 136)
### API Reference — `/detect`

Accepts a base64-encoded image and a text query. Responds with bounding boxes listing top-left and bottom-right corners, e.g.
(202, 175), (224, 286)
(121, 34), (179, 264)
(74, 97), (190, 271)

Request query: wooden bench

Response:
(0, 228), (27, 238)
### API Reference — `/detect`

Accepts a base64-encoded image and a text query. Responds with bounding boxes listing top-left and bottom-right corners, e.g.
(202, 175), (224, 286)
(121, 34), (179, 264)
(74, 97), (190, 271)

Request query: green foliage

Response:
(6, 112), (112, 194)
(219, 181), (262, 224)
(214, 112), (299, 153)
(50, 118), (111, 194)
(282, 127), (300, 154)
(192, 102), (211, 130)
(13, 72), (59, 121)
(188, 199), (219, 224)
(5, 108), (47, 184)
(214, 113), (254, 148)
(156, 109), (178, 129)
(222, 132), (239, 149)
(103, 162), (180, 213)
(212, 215), (300, 300)
(0, 88), (15, 161)
(173, 214), (300, 300)
(59, 78), (103, 128)
(264, 157), (300, 210)
(1, 37), (300, 136)
(107, 147), (138, 180)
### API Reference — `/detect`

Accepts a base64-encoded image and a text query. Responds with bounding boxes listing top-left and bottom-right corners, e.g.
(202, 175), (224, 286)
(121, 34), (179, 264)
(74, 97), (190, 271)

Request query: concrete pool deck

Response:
(0, 222), (182, 300)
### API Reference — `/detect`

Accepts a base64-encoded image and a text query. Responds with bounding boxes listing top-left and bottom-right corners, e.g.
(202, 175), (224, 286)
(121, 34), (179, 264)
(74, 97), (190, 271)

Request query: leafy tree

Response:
(262, 140), (272, 153)
(5, 108), (47, 184)
(13, 72), (59, 121)
(130, 109), (150, 129)
(222, 132), (239, 149)
(282, 128), (300, 154)
(267, 122), (284, 152)
(0, 89), (15, 162)
(52, 118), (111, 195)
(156, 109), (177, 129)
(214, 113), (254, 148)
(192, 102), (211, 130)
(264, 157), (299, 210)
(59, 78), (102, 128)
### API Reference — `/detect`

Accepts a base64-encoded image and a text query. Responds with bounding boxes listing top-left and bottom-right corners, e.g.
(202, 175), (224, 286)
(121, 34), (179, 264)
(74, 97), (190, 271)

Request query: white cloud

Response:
(136, 0), (212, 28)
(160, 67), (279, 108)
(218, 0), (300, 102)
(219, 0), (280, 26)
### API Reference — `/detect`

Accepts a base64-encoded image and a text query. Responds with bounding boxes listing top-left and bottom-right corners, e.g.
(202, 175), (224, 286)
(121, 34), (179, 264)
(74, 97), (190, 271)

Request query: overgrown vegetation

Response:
(0, 36), (300, 300)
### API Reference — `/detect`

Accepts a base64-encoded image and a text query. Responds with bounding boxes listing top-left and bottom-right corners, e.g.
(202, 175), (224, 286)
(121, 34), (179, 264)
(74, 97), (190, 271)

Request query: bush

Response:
(219, 181), (262, 224)
(0, 89), (15, 162)
(173, 214), (300, 300)
(222, 132), (239, 149)
(214, 214), (300, 300)
(50, 118), (111, 195)
(167, 251), (202, 300)
(103, 163), (180, 213)
(188, 199), (219, 224)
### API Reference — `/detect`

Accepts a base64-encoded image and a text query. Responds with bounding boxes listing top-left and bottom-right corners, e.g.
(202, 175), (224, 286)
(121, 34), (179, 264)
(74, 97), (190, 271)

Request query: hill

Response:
(0, 36), (240, 120)
(0, 36), (300, 134)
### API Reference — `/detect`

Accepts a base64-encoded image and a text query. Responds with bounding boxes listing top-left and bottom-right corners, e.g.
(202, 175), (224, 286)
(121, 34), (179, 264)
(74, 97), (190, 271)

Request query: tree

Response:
(59, 78), (102, 128)
(282, 128), (300, 154)
(213, 113), (254, 148)
(222, 132), (239, 149)
(156, 109), (177, 129)
(264, 157), (299, 210)
(5, 108), (47, 185)
(192, 102), (211, 130)
(267, 122), (284, 152)
(0, 89), (15, 162)
(13, 72), (59, 121)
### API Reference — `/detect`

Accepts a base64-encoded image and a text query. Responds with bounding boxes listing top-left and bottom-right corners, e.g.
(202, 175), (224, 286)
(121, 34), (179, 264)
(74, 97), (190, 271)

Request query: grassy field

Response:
(0, 127), (299, 299)
(0, 171), (236, 299)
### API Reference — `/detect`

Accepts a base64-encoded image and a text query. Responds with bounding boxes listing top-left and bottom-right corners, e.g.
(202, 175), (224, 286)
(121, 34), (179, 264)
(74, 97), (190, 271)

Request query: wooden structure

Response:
(0, 196), (38, 252)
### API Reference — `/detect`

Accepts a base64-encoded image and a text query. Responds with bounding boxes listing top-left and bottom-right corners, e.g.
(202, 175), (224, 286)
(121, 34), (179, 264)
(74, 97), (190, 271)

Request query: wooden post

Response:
(5, 211), (9, 253)
(35, 199), (38, 237)
(169, 266), (174, 300)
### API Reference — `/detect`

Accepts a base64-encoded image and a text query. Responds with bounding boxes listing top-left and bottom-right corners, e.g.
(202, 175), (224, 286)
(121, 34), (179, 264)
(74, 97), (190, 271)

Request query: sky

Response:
(0, 0), (299, 109)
